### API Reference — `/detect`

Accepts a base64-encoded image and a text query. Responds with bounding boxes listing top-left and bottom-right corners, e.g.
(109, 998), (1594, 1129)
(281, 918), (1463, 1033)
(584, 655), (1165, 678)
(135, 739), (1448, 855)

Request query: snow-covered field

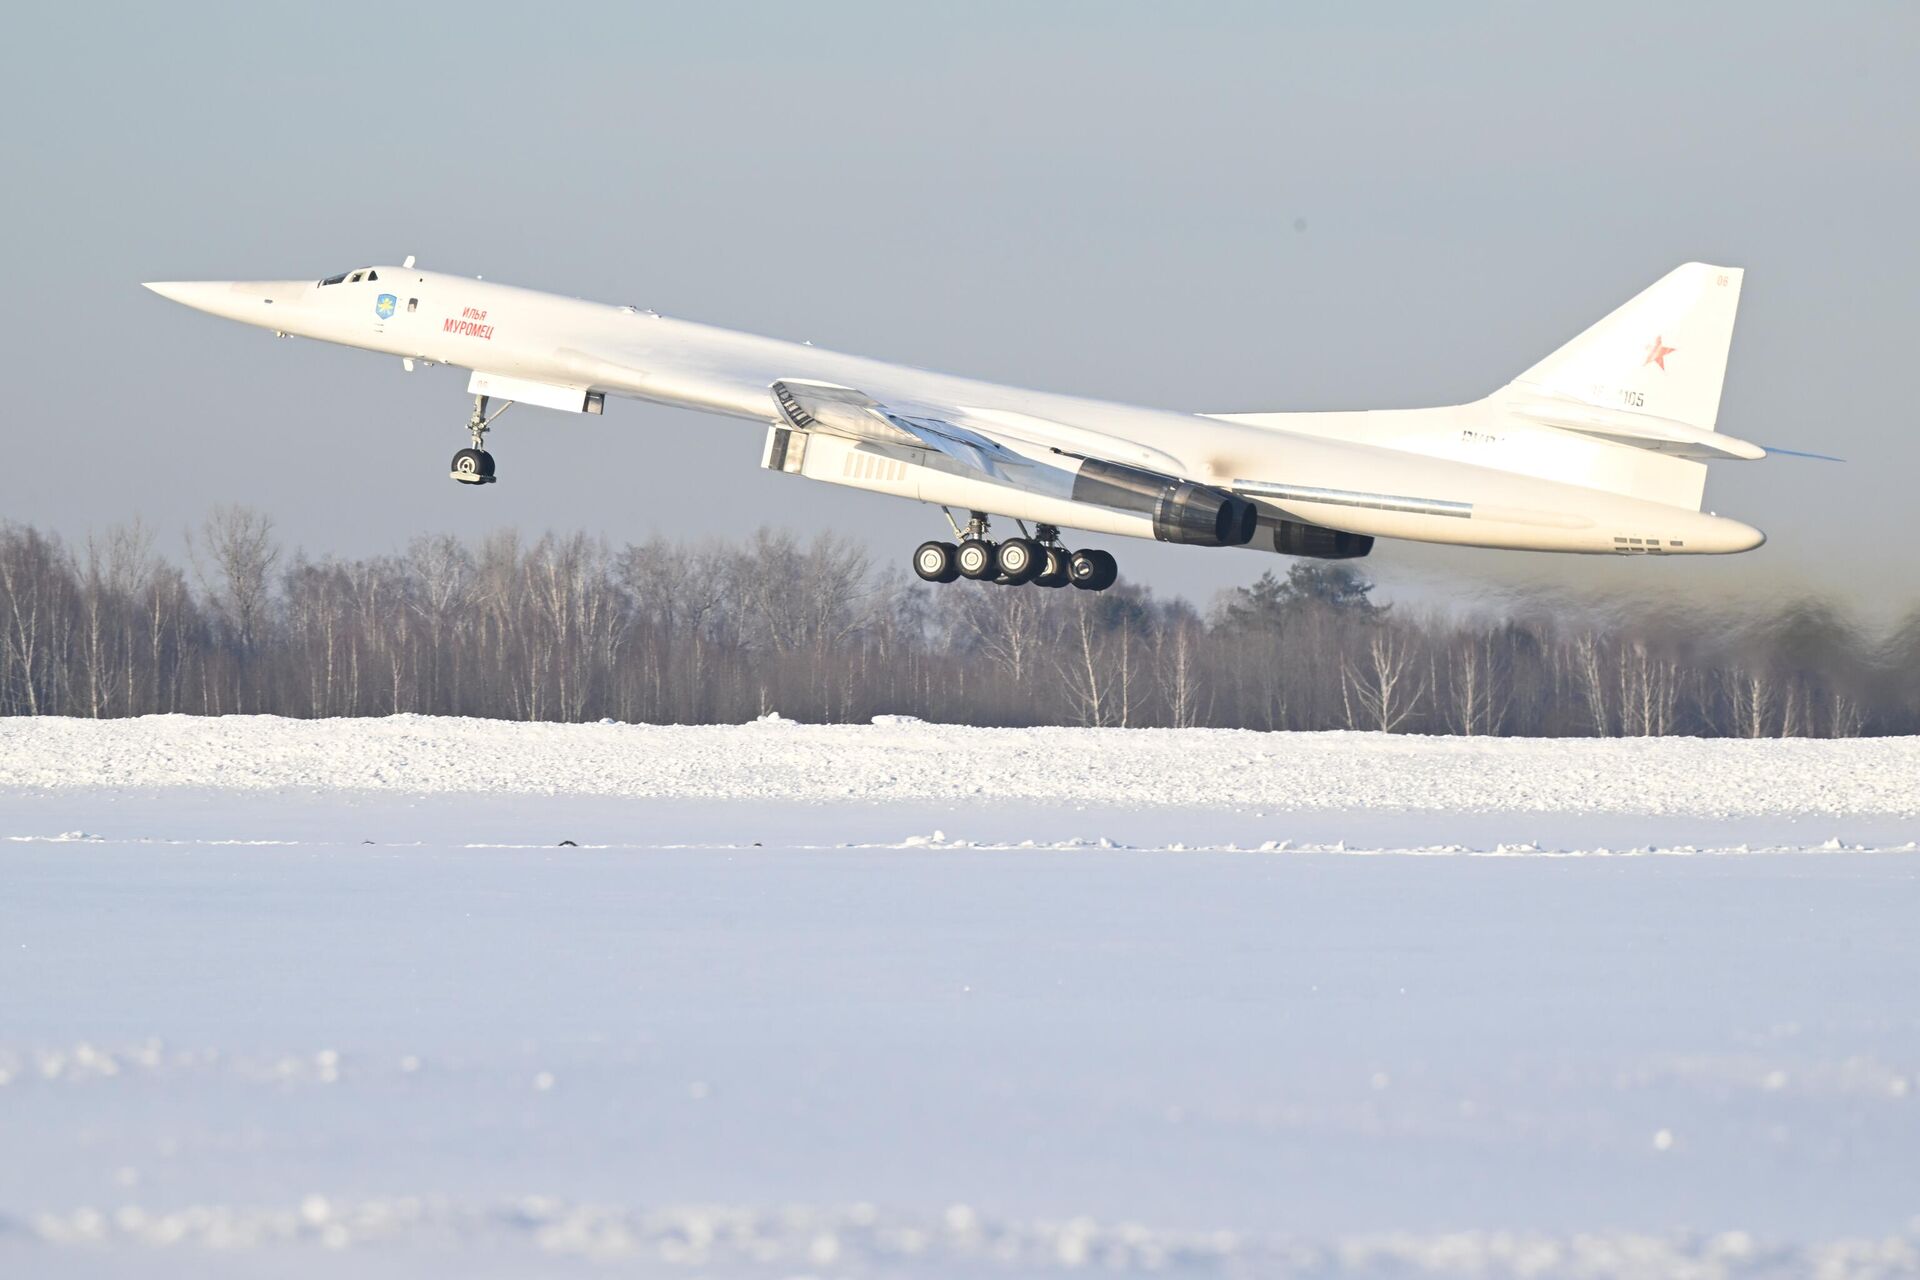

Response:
(2, 717), (1918, 1278)
(6, 713), (1920, 817)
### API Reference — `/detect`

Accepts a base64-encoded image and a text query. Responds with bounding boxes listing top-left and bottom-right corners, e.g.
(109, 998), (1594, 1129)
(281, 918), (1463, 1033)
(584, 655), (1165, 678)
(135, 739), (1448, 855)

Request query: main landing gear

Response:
(912, 515), (1118, 592)
(450, 394), (513, 485)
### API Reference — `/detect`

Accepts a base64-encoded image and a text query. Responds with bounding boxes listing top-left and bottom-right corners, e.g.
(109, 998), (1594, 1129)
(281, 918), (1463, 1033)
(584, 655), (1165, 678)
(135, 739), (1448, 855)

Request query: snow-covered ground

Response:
(5, 713), (1919, 817)
(2, 717), (1918, 1277)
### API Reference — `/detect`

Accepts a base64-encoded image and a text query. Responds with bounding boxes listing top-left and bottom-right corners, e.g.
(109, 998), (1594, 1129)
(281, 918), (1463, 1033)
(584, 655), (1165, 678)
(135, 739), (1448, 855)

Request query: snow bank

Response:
(18, 1196), (1920, 1278)
(1, 715), (1916, 816)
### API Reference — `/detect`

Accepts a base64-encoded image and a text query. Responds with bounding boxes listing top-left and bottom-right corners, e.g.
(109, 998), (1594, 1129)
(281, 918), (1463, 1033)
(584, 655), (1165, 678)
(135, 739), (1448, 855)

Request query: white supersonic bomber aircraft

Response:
(144, 258), (1768, 591)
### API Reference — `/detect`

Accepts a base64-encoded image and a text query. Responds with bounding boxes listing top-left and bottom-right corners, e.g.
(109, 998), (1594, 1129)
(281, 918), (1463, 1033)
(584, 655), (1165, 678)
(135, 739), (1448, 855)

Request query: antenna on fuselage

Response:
(403, 255), (416, 269)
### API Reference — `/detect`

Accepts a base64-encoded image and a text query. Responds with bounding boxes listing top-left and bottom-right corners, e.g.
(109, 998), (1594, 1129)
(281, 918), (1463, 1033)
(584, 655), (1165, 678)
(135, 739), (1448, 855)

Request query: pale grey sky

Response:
(5, 2), (1916, 617)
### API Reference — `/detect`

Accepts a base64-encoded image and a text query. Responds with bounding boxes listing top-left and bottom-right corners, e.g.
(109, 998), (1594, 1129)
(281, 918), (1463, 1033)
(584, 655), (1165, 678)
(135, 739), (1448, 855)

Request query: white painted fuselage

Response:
(143, 262), (1768, 557)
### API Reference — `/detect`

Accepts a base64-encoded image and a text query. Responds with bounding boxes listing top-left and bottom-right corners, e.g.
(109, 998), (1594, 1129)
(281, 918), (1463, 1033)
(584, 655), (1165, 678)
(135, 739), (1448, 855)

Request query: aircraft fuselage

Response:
(143, 263), (1768, 560)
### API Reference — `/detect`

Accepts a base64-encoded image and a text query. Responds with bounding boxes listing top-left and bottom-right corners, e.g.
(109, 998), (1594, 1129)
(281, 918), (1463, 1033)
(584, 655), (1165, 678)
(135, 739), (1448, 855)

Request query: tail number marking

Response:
(1589, 383), (1645, 409)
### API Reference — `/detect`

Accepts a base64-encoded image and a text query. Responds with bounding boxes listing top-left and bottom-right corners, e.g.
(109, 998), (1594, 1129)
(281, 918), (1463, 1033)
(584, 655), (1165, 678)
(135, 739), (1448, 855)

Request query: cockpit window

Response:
(320, 272), (348, 286)
(320, 267), (378, 287)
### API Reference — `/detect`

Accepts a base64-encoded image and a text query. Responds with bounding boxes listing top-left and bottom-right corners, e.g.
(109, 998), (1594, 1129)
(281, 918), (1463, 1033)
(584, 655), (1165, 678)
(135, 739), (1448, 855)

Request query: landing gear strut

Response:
(450, 394), (513, 485)
(910, 513), (1118, 591)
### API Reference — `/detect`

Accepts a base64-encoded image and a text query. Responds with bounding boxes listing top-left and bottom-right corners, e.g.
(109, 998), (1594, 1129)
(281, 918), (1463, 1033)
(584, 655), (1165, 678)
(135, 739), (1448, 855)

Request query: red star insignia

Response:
(1643, 335), (1675, 371)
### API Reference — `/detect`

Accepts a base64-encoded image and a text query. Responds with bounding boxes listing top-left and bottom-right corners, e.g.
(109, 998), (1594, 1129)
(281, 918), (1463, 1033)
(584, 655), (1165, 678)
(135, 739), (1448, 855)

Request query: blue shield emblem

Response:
(375, 293), (398, 319)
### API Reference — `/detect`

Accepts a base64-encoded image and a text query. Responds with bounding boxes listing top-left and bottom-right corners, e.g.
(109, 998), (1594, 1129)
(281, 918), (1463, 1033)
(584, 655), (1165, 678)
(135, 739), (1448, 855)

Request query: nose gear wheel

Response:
(450, 447), (496, 484)
(450, 394), (513, 486)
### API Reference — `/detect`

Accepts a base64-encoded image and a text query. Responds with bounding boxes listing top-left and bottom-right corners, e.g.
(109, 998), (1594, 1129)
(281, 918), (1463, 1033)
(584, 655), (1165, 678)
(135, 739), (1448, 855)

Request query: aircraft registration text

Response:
(444, 306), (494, 340)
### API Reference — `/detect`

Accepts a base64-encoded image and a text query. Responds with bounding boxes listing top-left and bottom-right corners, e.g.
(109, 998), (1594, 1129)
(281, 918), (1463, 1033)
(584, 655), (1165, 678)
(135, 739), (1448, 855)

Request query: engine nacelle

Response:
(1072, 459), (1258, 547)
(1271, 519), (1374, 559)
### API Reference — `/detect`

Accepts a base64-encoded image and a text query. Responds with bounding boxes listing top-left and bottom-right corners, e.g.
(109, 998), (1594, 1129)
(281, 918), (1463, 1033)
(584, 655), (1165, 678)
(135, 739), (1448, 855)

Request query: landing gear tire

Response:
(913, 540), (961, 584)
(956, 538), (998, 581)
(994, 538), (1043, 585)
(1033, 545), (1071, 589)
(1069, 548), (1118, 591)
(451, 447), (496, 485)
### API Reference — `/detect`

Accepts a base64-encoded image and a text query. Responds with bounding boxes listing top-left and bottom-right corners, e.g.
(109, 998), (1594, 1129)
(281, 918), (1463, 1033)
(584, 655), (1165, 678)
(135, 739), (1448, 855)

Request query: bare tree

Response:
(1829, 690), (1865, 738)
(189, 506), (280, 712)
(1342, 626), (1426, 733)
(1439, 628), (1510, 736)
(1056, 597), (1146, 728)
(0, 527), (73, 715)
(1567, 632), (1614, 737)
(956, 582), (1051, 688)
(1722, 666), (1777, 739)
(191, 506), (280, 652)
(1615, 641), (1678, 737)
(408, 533), (472, 713)
(0, 514), (1909, 736)
(1155, 615), (1208, 729)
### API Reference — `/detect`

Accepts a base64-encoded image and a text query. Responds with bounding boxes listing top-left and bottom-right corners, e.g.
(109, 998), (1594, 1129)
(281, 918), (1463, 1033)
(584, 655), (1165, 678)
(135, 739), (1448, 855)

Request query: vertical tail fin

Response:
(1510, 262), (1743, 431)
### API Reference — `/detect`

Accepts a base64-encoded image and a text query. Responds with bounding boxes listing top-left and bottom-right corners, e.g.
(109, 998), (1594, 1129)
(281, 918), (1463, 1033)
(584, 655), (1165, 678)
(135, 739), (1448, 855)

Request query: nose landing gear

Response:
(450, 394), (513, 486)
(911, 514), (1117, 591)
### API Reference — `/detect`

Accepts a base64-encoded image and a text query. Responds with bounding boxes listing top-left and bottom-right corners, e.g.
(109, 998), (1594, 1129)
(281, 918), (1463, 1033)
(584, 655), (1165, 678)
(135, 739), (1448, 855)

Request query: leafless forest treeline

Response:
(0, 509), (1910, 736)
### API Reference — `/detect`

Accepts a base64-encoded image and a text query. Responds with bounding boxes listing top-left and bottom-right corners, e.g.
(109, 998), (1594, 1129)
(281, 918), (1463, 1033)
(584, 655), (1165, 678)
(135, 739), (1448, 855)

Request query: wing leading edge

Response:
(771, 380), (1030, 478)
(767, 379), (1257, 547)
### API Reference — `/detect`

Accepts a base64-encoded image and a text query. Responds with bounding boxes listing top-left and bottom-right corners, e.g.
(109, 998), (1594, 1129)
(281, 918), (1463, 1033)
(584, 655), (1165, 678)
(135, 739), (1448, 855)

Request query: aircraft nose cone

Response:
(143, 280), (242, 316)
(144, 280), (207, 305)
(143, 279), (292, 326)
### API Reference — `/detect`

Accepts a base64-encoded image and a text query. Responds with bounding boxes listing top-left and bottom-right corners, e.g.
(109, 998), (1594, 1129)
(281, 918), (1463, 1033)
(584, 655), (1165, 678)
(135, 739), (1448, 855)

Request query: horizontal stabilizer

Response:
(1760, 444), (1846, 462)
(1505, 394), (1765, 460)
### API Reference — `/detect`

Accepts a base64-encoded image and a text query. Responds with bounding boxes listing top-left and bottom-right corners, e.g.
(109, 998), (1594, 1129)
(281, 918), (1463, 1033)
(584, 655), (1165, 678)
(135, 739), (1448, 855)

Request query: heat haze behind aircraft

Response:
(145, 259), (1768, 591)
